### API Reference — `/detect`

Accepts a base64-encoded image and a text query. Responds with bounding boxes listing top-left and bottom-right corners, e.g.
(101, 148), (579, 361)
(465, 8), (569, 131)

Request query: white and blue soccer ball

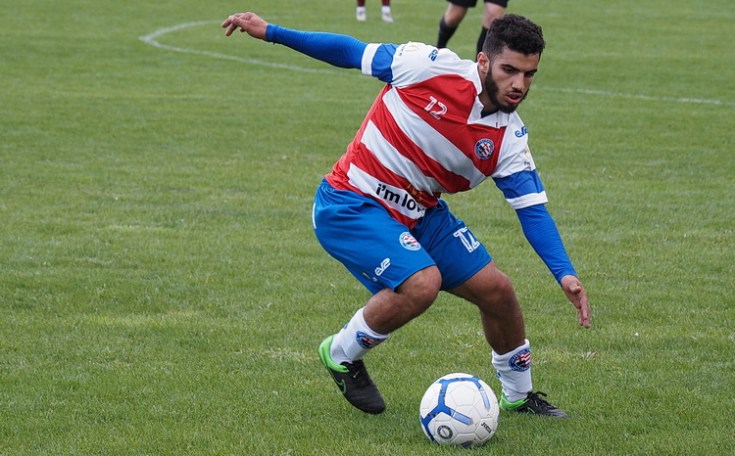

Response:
(419, 373), (499, 447)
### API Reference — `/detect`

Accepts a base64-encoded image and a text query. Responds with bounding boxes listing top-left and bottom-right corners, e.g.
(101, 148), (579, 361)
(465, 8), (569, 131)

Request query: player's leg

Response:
(313, 180), (441, 413)
(317, 267), (439, 414)
(411, 201), (522, 354)
(476, 0), (507, 55)
(437, 0), (476, 48)
(482, 0), (507, 28)
(418, 199), (568, 418)
(313, 181), (442, 334)
(381, 0), (393, 22)
(326, 267), (441, 370)
(449, 265), (568, 417)
(449, 262), (525, 352)
(356, 0), (367, 21)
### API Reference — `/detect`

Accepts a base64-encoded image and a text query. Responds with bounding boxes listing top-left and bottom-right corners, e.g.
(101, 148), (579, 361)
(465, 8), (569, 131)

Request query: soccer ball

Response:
(419, 373), (499, 447)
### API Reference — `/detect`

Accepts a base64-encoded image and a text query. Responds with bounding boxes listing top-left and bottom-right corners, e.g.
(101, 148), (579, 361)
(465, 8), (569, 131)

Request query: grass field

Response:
(1, 0), (734, 454)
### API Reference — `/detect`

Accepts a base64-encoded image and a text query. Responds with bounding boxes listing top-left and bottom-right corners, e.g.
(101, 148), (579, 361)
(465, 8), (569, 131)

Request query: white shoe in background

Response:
(356, 7), (367, 22)
(381, 7), (393, 23)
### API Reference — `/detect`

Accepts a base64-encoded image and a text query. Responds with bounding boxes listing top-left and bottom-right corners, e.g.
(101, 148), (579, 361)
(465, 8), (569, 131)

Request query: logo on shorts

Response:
(361, 272), (379, 283)
(474, 138), (495, 160)
(509, 348), (532, 372)
(399, 232), (421, 251)
(356, 331), (386, 349)
(375, 258), (391, 276)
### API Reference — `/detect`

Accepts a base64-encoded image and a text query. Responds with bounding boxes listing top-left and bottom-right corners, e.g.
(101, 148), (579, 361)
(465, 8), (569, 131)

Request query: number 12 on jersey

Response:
(424, 96), (447, 120)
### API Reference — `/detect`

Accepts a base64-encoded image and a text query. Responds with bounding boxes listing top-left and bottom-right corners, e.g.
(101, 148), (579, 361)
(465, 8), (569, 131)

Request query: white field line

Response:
(138, 20), (335, 75)
(140, 21), (735, 108)
(538, 86), (734, 108)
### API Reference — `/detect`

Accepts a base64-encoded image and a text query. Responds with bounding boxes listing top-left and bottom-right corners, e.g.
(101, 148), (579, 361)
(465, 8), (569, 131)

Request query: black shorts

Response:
(447, 0), (509, 8)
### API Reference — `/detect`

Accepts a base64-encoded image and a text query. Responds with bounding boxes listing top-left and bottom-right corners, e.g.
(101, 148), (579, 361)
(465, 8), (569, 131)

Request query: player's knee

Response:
(465, 266), (518, 313)
(483, 275), (517, 312)
(400, 266), (442, 314)
(492, 273), (516, 302)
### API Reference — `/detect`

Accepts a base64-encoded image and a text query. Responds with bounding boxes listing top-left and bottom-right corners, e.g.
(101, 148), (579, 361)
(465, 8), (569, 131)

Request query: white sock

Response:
(382, 6), (391, 14)
(492, 339), (533, 402)
(331, 307), (389, 364)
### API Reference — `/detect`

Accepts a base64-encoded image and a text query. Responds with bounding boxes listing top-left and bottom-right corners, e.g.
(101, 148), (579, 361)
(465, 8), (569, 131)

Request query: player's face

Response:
(480, 47), (540, 114)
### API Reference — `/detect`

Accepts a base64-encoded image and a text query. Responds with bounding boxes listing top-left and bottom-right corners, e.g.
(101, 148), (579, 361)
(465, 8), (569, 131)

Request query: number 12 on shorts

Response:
(453, 227), (480, 253)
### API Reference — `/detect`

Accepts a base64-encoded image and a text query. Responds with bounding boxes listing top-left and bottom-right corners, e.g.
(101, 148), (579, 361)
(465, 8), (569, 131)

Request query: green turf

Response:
(1, 0), (733, 454)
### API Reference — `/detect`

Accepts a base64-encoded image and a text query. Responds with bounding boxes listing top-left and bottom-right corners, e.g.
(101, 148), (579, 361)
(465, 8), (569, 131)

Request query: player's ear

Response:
(477, 52), (490, 77)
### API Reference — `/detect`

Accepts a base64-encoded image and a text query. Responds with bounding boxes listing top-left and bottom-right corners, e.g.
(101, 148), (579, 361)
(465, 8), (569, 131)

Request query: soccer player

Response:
(356, 0), (394, 22)
(222, 11), (591, 417)
(437, 0), (508, 56)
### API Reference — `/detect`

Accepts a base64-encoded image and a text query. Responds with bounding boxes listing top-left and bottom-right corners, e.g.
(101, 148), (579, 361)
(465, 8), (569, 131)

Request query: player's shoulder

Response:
(367, 41), (475, 85)
(392, 42), (463, 64)
(370, 41), (471, 70)
(393, 43), (474, 78)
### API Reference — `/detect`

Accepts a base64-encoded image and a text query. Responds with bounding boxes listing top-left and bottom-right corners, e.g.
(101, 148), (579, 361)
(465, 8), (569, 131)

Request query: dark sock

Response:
(476, 26), (489, 55)
(437, 17), (458, 48)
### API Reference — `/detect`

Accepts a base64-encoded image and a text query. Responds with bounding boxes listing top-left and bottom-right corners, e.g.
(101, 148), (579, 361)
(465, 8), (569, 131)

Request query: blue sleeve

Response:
(516, 204), (577, 283)
(494, 170), (544, 200)
(265, 24), (366, 69)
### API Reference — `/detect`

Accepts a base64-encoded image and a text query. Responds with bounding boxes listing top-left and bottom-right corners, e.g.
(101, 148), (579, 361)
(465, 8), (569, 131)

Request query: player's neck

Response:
(481, 107), (498, 117)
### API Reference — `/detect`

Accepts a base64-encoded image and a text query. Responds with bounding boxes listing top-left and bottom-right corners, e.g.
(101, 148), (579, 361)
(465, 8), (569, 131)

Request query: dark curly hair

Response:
(483, 14), (545, 58)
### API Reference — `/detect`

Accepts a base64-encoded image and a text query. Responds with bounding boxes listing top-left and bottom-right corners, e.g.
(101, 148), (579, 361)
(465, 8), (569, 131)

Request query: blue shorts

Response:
(312, 180), (492, 294)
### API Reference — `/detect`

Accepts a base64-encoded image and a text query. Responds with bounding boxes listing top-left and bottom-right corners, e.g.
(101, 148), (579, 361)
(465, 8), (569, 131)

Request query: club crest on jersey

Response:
(474, 138), (495, 160)
(399, 232), (421, 251)
(509, 348), (531, 372)
(356, 331), (386, 349)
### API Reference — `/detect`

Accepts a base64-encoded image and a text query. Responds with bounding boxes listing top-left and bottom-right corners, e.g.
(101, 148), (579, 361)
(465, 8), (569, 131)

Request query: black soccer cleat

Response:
(318, 335), (386, 414)
(500, 391), (569, 418)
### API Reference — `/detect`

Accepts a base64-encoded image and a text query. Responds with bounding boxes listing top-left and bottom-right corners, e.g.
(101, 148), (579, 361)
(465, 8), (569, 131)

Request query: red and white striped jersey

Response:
(325, 42), (547, 228)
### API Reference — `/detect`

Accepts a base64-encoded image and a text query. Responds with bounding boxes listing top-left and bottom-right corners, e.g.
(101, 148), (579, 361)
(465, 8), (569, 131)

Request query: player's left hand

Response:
(560, 275), (591, 329)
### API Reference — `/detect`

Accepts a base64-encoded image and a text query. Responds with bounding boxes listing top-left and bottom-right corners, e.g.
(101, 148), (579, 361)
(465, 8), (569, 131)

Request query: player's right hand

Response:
(222, 12), (268, 40)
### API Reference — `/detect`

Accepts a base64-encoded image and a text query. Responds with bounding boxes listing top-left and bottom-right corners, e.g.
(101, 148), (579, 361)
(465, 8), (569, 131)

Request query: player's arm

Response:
(494, 171), (591, 328)
(222, 12), (366, 69)
(515, 204), (576, 283)
(493, 170), (574, 281)
(516, 204), (591, 328)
